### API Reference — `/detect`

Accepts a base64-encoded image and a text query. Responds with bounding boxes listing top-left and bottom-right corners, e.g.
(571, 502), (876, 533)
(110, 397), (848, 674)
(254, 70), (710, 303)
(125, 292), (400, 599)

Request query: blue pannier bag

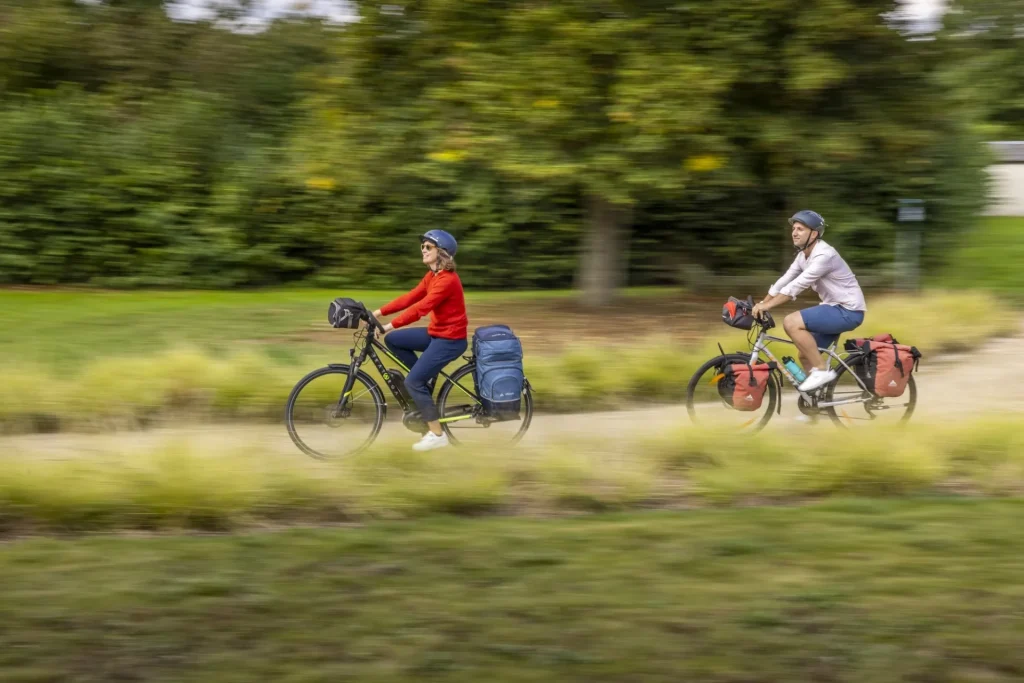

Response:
(472, 324), (524, 421)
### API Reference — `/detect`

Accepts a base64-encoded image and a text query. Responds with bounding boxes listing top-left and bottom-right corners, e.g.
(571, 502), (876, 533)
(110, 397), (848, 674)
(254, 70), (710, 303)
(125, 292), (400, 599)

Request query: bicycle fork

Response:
(334, 346), (365, 414)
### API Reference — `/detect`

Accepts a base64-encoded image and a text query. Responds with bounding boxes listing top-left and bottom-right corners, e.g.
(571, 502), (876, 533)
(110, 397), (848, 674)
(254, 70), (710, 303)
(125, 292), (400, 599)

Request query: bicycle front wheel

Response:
(686, 354), (778, 433)
(436, 364), (533, 447)
(285, 365), (386, 460)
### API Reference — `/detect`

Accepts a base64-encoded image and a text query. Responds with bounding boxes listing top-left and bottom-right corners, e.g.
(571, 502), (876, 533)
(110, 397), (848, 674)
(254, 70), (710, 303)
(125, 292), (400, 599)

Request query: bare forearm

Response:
(752, 293), (791, 320)
(760, 293), (791, 311)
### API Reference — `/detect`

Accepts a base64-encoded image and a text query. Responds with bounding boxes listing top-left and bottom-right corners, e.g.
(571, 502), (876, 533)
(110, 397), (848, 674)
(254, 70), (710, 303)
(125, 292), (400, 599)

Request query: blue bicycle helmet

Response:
(421, 229), (458, 256)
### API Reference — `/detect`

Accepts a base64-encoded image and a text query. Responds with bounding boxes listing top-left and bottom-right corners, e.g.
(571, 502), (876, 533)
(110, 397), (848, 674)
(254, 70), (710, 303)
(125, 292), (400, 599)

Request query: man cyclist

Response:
(751, 210), (866, 393)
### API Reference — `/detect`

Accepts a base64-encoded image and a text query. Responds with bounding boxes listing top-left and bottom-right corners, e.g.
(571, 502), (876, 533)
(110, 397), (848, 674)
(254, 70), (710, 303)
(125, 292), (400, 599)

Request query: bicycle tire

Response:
(285, 364), (386, 460)
(822, 355), (917, 428)
(436, 363), (533, 446)
(685, 353), (779, 433)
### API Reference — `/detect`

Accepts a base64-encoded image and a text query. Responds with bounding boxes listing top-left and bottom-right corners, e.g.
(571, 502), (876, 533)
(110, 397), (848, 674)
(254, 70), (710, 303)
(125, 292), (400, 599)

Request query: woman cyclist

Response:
(373, 230), (468, 451)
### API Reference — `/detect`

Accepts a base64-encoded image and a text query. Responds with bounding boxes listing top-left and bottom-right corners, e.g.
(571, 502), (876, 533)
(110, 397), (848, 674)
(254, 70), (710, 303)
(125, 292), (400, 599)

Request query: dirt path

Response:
(4, 331), (1022, 460)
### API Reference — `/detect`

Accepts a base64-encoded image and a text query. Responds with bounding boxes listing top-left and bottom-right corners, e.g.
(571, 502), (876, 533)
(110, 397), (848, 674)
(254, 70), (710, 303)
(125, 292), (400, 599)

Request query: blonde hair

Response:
(436, 249), (457, 272)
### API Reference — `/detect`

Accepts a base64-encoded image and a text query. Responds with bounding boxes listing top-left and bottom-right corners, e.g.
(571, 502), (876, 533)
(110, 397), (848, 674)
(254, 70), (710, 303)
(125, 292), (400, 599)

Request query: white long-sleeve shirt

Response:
(768, 240), (867, 312)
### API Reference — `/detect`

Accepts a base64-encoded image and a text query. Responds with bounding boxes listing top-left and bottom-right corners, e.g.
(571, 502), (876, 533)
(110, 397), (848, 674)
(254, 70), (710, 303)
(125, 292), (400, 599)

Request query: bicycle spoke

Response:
(286, 367), (383, 459)
(437, 365), (532, 446)
(824, 357), (916, 429)
(347, 386), (371, 402)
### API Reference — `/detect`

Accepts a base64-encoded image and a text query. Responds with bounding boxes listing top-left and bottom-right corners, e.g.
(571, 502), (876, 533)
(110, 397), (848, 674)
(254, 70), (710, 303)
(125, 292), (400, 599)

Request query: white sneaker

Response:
(798, 368), (837, 393)
(412, 431), (449, 452)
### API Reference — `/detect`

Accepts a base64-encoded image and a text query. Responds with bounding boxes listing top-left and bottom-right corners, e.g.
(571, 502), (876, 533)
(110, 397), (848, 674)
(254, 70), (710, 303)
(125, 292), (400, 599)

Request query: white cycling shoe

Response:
(413, 431), (450, 452)
(798, 368), (837, 393)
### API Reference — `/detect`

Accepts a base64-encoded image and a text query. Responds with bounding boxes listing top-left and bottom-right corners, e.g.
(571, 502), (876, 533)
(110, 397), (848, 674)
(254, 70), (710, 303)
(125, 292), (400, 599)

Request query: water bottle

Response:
(782, 356), (807, 383)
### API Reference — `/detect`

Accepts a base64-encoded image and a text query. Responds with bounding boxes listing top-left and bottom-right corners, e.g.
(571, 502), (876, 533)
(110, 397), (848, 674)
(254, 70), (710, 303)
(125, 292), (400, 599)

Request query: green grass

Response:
(3, 418), (1024, 534)
(3, 284), (1015, 372)
(0, 289), (1017, 432)
(0, 286), (679, 369)
(939, 216), (1024, 295)
(3, 499), (1024, 682)
(0, 288), (416, 370)
(859, 289), (1020, 352)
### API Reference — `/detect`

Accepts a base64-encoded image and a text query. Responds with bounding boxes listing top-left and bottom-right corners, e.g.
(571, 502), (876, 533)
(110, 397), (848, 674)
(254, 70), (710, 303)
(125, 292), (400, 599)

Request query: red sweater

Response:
(380, 270), (468, 340)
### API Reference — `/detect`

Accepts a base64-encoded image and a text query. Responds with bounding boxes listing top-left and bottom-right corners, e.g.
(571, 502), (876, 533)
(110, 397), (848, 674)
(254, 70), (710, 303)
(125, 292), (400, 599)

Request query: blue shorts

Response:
(800, 304), (865, 350)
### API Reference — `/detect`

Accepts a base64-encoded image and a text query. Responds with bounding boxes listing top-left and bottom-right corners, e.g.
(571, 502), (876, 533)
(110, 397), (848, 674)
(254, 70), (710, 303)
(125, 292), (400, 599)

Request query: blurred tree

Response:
(0, 0), (336, 286)
(0, 0), (994, 291)
(334, 0), (988, 301)
(940, 0), (1024, 139)
(395, 0), (741, 304)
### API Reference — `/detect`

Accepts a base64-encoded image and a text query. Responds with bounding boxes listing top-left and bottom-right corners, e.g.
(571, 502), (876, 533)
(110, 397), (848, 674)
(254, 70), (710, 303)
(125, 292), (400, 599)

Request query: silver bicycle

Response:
(685, 308), (917, 431)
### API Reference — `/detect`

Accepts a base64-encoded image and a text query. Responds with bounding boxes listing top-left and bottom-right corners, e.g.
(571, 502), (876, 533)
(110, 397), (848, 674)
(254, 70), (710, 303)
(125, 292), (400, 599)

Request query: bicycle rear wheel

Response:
(436, 364), (533, 447)
(686, 354), (778, 433)
(285, 365), (386, 459)
(822, 355), (917, 429)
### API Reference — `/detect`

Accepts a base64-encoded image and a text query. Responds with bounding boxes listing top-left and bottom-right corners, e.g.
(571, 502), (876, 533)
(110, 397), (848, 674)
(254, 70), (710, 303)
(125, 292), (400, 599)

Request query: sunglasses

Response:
(420, 242), (436, 252)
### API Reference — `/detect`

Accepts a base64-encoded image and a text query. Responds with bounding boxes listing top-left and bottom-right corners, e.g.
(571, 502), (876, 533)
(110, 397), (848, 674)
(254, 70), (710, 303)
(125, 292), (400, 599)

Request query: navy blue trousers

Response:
(384, 328), (467, 422)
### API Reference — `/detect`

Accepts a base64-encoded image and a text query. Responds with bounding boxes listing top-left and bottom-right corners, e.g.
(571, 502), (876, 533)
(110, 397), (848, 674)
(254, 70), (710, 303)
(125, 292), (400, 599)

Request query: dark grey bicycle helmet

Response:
(788, 210), (827, 236)
(789, 210), (827, 252)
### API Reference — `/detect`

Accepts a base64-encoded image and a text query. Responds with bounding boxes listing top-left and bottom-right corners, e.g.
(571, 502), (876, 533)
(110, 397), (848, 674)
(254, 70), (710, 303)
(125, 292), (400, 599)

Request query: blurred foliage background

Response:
(3, 8), (1024, 678)
(0, 0), (1019, 303)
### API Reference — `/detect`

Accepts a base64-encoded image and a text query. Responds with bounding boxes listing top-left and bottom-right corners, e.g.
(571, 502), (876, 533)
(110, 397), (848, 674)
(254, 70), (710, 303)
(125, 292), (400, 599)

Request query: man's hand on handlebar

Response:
(749, 302), (776, 329)
(752, 293), (791, 324)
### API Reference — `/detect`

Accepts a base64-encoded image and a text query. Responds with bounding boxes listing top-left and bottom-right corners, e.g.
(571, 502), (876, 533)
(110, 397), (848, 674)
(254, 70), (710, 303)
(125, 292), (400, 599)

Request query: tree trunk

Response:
(575, 194), (630, 307)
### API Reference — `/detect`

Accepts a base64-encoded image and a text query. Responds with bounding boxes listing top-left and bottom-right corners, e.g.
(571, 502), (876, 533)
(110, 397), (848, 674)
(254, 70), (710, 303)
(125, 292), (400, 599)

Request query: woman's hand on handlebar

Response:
(367, 309), (390, 333)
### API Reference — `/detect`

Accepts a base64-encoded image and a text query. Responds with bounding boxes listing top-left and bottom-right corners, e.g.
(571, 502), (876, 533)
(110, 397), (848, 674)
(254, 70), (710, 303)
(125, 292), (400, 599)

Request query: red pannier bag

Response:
(718, 362), (774, 411)
(844, 334), (922, 398)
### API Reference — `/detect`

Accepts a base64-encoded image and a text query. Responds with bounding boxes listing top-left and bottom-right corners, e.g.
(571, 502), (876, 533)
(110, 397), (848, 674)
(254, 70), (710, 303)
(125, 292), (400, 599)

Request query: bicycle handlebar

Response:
(756, 311), (776, 330)
(364, 309), (386, 334)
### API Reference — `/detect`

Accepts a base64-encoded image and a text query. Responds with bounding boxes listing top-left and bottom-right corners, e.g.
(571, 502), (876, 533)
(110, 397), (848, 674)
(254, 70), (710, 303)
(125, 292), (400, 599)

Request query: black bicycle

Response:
(285, 299), (534, 459)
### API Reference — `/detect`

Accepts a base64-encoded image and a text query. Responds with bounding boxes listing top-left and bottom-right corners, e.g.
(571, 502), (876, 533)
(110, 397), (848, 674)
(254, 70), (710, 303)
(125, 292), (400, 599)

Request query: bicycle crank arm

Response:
(439, 405), (476, 420)
(439, 414), (474, 424)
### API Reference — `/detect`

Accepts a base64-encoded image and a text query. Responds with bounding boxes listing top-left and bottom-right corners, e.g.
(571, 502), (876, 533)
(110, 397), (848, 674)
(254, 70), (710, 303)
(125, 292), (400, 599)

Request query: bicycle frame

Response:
(747, 328), (874, 409)
(337, 323), (483, 424)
